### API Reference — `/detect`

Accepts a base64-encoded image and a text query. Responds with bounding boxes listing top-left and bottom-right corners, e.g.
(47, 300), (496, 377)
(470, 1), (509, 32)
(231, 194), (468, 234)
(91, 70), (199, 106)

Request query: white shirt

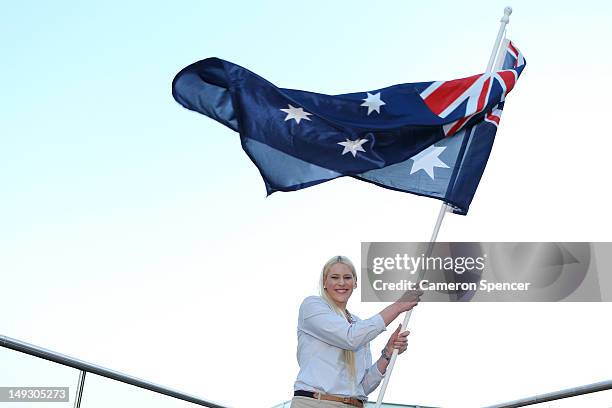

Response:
(293, 296), (387, 400)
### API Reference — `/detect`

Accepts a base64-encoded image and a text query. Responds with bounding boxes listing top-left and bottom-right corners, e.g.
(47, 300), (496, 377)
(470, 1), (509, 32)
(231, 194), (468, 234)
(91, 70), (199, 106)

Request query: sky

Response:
(1, 1), (612, 407)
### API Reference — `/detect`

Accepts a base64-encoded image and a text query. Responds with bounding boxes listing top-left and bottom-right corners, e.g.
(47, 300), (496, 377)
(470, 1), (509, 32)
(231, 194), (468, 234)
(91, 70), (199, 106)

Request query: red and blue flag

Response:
(172, 40), (526, 214)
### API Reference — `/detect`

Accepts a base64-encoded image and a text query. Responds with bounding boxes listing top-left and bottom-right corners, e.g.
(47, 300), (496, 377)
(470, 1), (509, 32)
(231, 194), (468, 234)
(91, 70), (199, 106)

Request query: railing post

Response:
(74, 370), (86, 408)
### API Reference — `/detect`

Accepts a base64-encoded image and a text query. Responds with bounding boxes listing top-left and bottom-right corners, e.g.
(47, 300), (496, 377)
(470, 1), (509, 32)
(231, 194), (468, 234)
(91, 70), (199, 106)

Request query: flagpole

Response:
(373, 7), (513, 408)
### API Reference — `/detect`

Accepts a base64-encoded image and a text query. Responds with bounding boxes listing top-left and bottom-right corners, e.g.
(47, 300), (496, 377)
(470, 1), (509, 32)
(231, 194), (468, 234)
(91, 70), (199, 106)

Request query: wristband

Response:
(381, 348), (391, 362)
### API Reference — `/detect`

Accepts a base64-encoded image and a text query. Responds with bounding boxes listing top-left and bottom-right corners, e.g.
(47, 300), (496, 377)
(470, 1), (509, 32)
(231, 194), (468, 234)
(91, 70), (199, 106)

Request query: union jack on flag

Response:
(419, 39), (526, 136)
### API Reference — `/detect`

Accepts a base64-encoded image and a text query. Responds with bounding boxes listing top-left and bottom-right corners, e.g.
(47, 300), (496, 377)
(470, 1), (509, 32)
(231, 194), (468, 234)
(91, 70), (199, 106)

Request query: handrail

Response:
(483, 379), (612, 408)
(0, 334), (230, 408)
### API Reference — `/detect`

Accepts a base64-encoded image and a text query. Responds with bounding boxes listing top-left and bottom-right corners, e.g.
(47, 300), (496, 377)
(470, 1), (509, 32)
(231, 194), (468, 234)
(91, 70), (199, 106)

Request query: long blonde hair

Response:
(319, 255), (358, 379)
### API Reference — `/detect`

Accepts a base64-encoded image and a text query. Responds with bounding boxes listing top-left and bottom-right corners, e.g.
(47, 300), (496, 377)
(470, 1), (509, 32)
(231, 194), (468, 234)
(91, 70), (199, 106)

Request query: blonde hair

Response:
(319, 255), (358, 379)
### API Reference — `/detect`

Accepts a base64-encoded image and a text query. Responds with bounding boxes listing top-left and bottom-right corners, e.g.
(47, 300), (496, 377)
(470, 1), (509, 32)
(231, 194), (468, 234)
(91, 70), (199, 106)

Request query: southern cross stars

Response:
(338, 138), (369, 158)
(280, 95), (385, 160)
(281, 91), (386, 127)
(361, 92), (386, 115)
(280, 104), (312, 124)
(409, 145), (449, 179)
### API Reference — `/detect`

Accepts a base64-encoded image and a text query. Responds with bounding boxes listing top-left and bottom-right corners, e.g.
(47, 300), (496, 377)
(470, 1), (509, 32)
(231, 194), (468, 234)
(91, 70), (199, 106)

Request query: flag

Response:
(172, 40), (525, 214)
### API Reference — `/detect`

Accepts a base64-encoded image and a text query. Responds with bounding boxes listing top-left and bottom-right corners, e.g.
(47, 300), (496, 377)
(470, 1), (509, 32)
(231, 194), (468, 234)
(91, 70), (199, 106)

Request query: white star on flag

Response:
(360, 92), (386, 115)
(280, 104), (312, 124)
(409, 144), (449, 179)
(338, 138), (369, 157)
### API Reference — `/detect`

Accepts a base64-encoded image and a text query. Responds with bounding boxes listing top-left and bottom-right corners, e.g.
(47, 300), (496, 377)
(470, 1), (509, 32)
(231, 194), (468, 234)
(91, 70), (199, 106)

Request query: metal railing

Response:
(0, 334), (229, 408)
(4, 333), (610, 408)
(483, 379), (612, 408)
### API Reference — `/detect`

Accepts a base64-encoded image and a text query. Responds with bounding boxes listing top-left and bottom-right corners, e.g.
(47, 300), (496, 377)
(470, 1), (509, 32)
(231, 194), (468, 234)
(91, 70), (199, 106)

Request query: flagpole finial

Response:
(501, 6), (512, 23)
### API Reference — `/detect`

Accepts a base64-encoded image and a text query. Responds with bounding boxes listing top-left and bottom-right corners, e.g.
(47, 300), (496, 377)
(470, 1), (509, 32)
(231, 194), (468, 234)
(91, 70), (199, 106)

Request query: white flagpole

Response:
(373, 7), (513, 408)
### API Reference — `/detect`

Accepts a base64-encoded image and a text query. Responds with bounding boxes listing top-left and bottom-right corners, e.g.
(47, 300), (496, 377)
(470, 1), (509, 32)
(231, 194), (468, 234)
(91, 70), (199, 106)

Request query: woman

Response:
(291, 255), (421, 408)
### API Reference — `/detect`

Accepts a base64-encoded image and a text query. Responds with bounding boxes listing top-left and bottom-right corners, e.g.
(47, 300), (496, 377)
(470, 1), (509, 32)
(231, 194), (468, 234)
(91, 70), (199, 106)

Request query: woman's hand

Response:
(385, 324), (410, 356)
(379, 290), (422, 326)
(376, 324), (411, 375)
(394, 289), (423, 313)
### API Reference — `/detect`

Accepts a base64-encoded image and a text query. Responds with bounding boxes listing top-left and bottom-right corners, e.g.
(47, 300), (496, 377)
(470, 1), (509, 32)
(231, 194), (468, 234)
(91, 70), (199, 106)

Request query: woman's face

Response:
(324, 262), (356, 307)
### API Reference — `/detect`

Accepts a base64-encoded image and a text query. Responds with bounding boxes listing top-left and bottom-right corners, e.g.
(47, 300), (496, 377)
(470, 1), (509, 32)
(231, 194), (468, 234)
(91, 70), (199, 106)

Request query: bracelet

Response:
(381, 348), (391, 362)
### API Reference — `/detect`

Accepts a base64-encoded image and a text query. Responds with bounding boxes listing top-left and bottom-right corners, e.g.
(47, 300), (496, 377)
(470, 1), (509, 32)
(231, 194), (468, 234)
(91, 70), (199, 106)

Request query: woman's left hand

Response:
(385, 324), (410, 356)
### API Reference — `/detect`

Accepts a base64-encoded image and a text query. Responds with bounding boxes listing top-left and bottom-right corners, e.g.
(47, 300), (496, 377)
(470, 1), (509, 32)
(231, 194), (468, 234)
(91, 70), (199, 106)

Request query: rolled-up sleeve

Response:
(299, 297), (386, 351)
(360, 346), (384, 395)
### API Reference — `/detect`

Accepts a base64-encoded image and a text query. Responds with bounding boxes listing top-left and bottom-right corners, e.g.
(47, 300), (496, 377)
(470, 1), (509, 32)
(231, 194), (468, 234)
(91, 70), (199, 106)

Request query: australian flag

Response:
(172, 39), (525, 215)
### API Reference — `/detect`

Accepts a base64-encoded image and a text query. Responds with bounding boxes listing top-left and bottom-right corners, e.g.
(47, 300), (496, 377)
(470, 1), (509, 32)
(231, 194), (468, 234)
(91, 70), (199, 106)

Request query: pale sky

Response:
(1, 1), (611, 407)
